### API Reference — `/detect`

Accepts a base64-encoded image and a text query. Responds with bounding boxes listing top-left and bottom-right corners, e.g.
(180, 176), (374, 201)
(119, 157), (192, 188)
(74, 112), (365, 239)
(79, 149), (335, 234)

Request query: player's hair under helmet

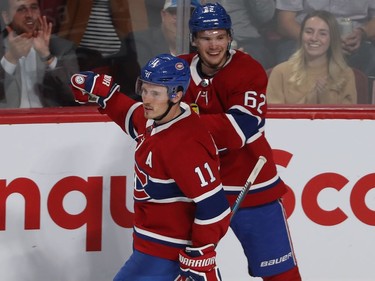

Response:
(136, 54), (191, 99)
(189, 2), (232, 33)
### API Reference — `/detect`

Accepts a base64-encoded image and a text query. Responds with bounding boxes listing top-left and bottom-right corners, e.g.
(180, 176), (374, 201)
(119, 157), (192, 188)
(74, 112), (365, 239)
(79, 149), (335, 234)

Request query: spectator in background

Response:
(0, 0), (78, 108)
(275, 0), (375, 77)
(217, 0), (276, 69)
(143, 0), (165, 27)
(267, 10), (357, 104)
(57, 0), (148, 72)
(115, 0), (200, 99)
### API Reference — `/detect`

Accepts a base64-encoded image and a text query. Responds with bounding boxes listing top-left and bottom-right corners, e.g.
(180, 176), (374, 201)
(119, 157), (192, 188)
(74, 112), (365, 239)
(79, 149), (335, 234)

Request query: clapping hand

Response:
(4, 25), (33, 63)
(4, 15), (52, 63)
(311, 76), (328, 103)
(33, 16), (52, 59)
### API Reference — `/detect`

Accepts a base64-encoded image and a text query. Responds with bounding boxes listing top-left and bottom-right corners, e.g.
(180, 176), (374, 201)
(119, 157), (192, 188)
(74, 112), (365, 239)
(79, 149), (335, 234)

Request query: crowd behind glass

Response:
(1, 0), (374, 109)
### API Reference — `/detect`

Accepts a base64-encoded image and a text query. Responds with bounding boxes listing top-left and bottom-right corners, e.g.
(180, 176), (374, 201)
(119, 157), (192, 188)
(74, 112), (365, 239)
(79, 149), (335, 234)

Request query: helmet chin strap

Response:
(153, 100), (176, 122)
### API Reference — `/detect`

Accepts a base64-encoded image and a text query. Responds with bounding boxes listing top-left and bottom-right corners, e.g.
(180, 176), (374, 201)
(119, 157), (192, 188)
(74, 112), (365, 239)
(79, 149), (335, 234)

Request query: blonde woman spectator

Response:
(275, 0), (375, 77)
(267, 10), (357, 104)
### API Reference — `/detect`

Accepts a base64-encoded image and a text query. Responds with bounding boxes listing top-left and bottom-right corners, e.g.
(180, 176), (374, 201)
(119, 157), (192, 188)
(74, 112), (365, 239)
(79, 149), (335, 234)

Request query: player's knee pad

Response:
(262, 266), (301, 281)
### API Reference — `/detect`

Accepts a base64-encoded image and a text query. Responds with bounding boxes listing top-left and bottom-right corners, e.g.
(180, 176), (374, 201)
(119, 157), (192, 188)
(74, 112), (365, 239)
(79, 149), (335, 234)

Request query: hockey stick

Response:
(230, 156), (267, 221)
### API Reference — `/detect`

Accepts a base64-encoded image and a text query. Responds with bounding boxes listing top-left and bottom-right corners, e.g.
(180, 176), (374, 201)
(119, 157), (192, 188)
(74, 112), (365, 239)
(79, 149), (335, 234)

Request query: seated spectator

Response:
(115, 0), (200, 99)
(57, 0), (148, 72)
(275, 0), (375, 77)
(0, 0), (79, 108)
(267, 10), (357, 104)
(218, 0), (276, 69)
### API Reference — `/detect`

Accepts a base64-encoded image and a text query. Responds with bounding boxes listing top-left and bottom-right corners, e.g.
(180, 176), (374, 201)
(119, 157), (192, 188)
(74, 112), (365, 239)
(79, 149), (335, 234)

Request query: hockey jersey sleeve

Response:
(99, 92), (147, 140)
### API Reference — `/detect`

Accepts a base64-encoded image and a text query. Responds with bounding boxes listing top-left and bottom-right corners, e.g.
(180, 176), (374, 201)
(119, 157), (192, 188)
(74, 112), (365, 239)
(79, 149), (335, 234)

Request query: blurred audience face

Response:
(2, 0), (41, 35)
(161, 6), (196, 46)
(302, 16), (331, 60)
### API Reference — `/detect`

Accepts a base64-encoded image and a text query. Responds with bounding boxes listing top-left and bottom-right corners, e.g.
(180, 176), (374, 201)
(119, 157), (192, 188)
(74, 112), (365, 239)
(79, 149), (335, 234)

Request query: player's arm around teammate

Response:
(179, 3), (302, 281)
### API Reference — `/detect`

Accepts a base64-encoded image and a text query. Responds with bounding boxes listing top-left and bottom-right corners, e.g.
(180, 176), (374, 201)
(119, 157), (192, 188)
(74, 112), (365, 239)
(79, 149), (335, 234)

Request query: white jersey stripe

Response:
(195, 207), (231, 225)
(134, 226), (192, 246)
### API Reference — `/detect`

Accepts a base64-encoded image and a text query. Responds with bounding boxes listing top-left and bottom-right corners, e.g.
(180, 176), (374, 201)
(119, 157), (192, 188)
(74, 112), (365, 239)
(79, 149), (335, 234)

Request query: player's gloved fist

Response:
(70, 71), (119, 108)
(177, 244), (222, 281)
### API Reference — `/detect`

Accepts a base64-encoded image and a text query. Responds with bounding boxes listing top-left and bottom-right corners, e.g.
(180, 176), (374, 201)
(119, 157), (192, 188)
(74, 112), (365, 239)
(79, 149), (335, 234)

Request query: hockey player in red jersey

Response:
(70, 54), (231, 281)
(179, 3), (302, 281)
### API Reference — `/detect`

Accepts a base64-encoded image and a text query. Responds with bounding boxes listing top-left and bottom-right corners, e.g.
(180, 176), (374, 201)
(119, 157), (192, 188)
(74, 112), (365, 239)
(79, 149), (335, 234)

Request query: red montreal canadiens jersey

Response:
(100, 94), (230, 260)
(179, 50), (287, 207)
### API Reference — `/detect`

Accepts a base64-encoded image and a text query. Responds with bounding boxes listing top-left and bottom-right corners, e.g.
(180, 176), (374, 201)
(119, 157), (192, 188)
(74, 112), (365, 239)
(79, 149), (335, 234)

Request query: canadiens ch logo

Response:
(175, 62), (184, 70)
(134, 163), (150, 200)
